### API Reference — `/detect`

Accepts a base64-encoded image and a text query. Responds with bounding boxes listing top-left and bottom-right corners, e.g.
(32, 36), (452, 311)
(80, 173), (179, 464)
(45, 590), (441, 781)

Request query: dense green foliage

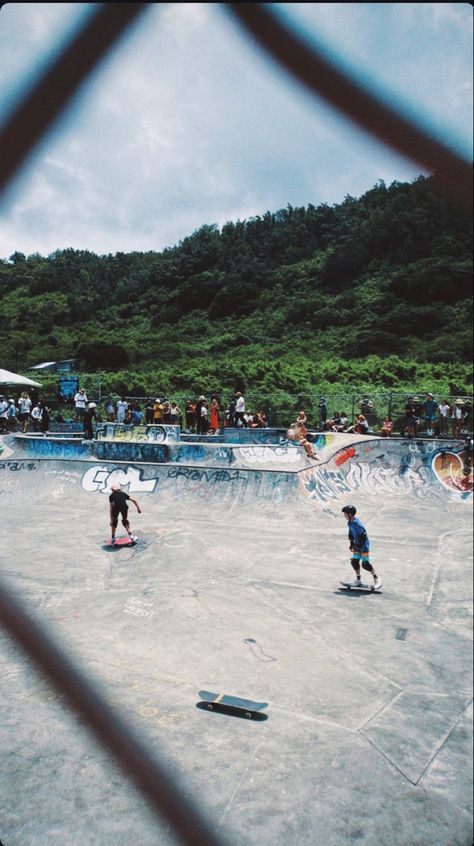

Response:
(1, 176), (472, 412)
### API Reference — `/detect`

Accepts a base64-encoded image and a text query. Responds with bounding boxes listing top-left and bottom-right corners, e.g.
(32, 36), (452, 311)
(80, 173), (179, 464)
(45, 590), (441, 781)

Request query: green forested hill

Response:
(0, 175), (472, 401)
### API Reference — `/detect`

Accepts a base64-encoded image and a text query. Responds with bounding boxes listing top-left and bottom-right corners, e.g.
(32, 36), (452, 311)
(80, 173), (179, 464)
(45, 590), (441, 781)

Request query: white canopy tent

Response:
(0, 368), (43, 388)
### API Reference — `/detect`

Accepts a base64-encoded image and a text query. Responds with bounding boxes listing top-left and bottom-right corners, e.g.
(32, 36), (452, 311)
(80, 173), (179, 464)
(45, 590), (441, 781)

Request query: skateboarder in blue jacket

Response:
(342, 505), (382, 590)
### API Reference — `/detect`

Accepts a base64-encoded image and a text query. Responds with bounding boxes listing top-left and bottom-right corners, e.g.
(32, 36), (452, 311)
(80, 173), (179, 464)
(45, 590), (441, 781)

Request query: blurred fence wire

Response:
(0, 3), (472, 844)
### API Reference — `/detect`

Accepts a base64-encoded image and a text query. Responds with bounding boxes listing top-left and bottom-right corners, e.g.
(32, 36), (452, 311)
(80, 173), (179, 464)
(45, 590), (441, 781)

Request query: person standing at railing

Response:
(0, 395), (9, 433)
(318, 397), (327, 430)
(209, 398), (220, 434)
(73, 387), (88, 422)
(83, 402), (98, 440)
(116, 397), (128, 424)
(234, 391), (246, 427)
(437, 399), (451, 437)
(18, 391), (32, 433)
(422, 393), (438, 437)
(145, 398), (154, 425)
(452, 399), (465, 438)
(30, 401), (42, 432)
(105, 396), (115, 422)
(6, 398), (18, 432)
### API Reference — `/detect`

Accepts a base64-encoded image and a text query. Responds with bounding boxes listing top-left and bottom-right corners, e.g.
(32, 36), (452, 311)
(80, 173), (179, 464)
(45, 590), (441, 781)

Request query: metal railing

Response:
(42, 390), (473, 434)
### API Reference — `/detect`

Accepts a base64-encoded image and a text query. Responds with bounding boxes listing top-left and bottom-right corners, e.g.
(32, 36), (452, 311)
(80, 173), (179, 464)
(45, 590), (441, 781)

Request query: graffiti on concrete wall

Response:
(82, 465), (159, 493)
(302, 438), (472, 503)
(13, 436), (93, 459)
(96, 424), (178, 443)
(431, 448), (473, 496)
(334, 446), (356, 467)
(238, 445), (303, 465)
(95, 441), (169, 463)
(0, 460), (38, 472)
(301, 467), (353, 503)
(174, 444), (234, 465)
(80, 462), (299, 505)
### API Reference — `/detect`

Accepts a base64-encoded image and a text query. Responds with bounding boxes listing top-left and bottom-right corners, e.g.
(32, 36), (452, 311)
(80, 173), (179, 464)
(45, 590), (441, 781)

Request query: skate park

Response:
(0, 426), (472, 846)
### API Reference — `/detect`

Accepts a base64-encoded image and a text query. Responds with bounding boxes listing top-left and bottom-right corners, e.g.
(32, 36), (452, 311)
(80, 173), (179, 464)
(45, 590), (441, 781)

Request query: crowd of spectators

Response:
(100, 391), (268, 435)
(315, 393), (472, 439)
(0, 388), (472, 440)
(0, 390), (51, 434)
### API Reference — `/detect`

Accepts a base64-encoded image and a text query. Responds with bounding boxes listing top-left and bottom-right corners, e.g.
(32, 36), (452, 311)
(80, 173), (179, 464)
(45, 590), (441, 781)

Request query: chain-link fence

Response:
(36, 379), (473, 436)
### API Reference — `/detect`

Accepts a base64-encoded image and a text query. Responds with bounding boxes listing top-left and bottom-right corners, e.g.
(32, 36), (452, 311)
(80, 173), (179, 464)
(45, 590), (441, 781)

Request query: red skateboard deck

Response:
(104, 536), (137, 547)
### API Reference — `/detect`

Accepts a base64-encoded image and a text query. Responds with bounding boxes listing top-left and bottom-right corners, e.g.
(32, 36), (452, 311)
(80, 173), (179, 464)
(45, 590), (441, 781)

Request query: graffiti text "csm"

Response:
(82, 466), (157, 493)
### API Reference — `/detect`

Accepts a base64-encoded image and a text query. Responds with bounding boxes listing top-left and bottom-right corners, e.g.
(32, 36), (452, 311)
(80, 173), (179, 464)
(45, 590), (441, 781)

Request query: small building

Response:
(30, 359), (78, 374)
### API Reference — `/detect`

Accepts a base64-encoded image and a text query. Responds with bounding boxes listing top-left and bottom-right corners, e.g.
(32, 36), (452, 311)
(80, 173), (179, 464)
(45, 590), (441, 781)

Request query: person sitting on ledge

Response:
(346, 414), (369, 435)
(379, 416), (393, 437)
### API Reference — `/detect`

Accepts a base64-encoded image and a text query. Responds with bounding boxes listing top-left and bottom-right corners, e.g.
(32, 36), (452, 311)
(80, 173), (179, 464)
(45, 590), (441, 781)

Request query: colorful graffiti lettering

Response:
(96, 424), (178, 443)
(431, 449), (473, 496)
(302, 468), (352, 503)
(334, 446), (356, 467)
(345, 462), (427, 496)
(95, 441), (168, 463)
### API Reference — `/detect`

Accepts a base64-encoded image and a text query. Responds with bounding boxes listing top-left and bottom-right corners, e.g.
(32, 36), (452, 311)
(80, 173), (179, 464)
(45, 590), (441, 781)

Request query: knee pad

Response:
(361, 560), (373, 573)
(351, 558), (360, 571)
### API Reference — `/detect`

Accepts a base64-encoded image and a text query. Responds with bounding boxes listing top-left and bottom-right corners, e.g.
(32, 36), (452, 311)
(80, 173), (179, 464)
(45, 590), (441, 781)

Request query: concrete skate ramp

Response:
(0, 434), (472, 846)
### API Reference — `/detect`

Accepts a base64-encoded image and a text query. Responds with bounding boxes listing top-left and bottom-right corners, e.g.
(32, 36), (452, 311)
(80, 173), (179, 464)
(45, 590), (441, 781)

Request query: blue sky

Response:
(0, 2), (472, 259)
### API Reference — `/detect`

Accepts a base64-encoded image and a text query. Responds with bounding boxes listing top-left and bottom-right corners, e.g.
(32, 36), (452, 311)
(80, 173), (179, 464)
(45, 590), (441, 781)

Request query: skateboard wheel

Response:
(207, 704), (213, 710)
(245, 712), (251, 719)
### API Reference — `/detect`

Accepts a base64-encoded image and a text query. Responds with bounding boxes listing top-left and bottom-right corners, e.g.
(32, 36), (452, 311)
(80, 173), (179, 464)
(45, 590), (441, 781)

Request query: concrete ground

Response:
(0, 433), (472, 846)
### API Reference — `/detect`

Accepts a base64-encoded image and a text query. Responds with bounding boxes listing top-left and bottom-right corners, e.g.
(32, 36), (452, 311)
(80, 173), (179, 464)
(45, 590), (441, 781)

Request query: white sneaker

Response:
(373, 576), (382, 590)
(351, 577), (363, 587)
(129, 534), (137, 542)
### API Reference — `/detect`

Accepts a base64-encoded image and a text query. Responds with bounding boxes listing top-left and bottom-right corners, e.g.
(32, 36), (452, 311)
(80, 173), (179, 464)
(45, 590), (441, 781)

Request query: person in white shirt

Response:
(116, 397), (128, 424)
(437, 400), (451, 436)
(0, 395), (8, 433)
(74, 389), (88, 421)
(18, 391), (32, 433)
(234, 391), (246, 427)
(452, 399), (465, 438)
(30, 403), (42, 432)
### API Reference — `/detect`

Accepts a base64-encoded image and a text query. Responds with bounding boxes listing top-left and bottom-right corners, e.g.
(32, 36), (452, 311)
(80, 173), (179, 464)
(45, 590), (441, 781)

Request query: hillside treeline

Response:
(0, 175), (472, 399)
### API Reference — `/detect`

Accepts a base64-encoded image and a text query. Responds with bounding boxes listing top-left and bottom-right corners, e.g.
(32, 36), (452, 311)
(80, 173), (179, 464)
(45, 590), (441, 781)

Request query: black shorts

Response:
(111, 506), (129, 526)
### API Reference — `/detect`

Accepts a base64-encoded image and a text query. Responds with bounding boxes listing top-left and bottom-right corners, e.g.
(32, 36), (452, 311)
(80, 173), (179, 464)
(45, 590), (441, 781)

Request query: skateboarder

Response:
(109, 484), (141, 544)
(341, 505), (382, 590)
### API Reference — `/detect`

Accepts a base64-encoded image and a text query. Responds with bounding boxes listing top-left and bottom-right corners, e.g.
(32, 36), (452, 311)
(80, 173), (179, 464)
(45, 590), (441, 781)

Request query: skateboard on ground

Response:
(103, 536), (137, 549)
(198, 690), (268, 719)
(339, 581), (382, 593)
